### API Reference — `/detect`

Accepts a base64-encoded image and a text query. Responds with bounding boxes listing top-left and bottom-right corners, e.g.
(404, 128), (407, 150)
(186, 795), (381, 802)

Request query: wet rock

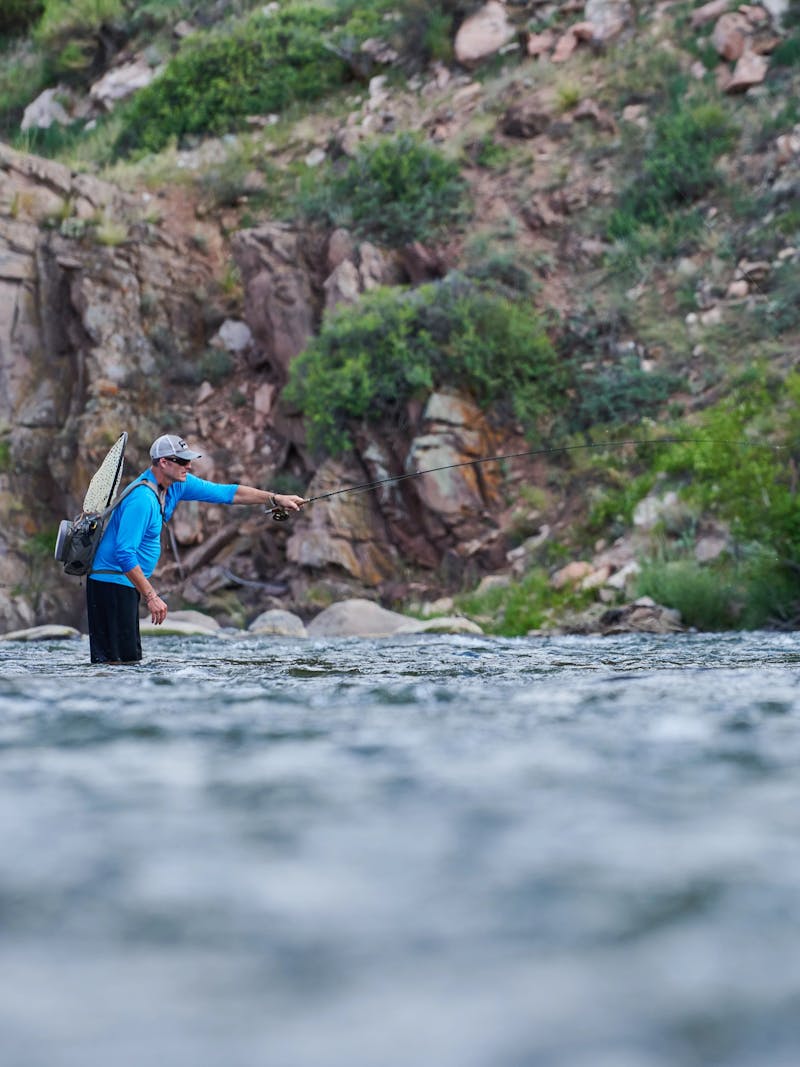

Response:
(248, 609), (307, 637)
(166, 609), (221, 629)
(139, 619), (229, 637)
(0, 624), (82, 641)
(410, 616), (484, 635)
(307, 598), (417, 637)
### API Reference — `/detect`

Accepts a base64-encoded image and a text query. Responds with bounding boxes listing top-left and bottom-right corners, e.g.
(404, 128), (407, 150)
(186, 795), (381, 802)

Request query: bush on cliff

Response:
(0, 0), (44, 39)
(34, 0), (127, 81)
(284, 275), (562, 455)
(655, 369), (800, 565)
(114, 6), (349, 156)
(609, 88), (739, 238)
(295, 132), (469, 246)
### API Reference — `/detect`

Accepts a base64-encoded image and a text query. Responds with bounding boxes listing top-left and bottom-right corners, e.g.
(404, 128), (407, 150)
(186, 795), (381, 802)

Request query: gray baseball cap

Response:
(150, 434), (203, 460)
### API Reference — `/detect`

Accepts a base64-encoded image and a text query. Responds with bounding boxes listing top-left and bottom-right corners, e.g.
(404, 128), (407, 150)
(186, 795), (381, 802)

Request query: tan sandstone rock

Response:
(454, 2), (516, 68)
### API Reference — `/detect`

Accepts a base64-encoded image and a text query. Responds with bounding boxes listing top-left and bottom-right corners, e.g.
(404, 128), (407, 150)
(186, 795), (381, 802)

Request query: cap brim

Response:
(175, 449), (202, 460)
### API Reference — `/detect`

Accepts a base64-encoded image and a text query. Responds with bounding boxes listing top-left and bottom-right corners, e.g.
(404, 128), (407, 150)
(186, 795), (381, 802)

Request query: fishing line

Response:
(267, 436), (784, 519)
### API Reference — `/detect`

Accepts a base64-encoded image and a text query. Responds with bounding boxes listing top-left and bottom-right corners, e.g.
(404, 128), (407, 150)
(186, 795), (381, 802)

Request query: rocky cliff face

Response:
(0, 144), (512, 629)
(0, 143), (220, 629)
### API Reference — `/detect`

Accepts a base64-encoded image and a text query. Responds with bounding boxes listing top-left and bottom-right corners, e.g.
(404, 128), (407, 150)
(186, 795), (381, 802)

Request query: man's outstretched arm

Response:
(232, 486), (306, 511)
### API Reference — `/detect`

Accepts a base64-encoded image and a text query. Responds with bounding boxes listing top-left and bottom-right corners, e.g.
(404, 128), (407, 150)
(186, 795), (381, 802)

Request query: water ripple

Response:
(1, 631), (800, 1066)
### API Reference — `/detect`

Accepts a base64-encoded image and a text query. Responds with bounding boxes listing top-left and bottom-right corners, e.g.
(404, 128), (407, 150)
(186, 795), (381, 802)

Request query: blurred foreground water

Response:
(2, 631), (800, 1067)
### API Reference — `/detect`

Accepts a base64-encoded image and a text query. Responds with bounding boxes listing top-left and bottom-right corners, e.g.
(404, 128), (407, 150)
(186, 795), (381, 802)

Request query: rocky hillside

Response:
(1, 0), (799, 634)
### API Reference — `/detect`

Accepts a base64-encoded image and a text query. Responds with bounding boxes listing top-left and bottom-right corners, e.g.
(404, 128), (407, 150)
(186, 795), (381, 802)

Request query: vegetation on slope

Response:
(2, 0), (800, 629)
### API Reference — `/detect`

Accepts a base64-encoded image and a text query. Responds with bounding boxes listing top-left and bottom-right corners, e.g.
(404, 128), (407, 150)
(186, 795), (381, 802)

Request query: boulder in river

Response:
(306, 598), (483, 638)
(248, 609), (308, 637)
(307, 599), (416, 638)
(0, 624), (82, 641)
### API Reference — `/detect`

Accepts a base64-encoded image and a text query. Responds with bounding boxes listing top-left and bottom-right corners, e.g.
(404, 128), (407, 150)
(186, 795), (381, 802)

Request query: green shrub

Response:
(0, 0), (45, 38)
(456, 567), (592, 637)
(637, 558), (738, 630)
(469, 133), (514, 171)
(753, 259), (800, 335)
(284, 274), (561, 454)
(605, 208), (706, 277)
(555, 308), (686, 432)
(586, 470), (658, 534)
(654, 370), (800, 564)
(772, 33), (800, 66)
(0, 43), (49, 140)
(571, 357), (684, 430)
(464, 252), (534, 296)
(199, 347), (234, 383)
(637, 553), (800, 632)
(35, 0), (126, 80)
(391, 0), (455, 63)
(608, 93), (738, 237)
(114, 6), (348, 156)
(295, 132), (468, 246)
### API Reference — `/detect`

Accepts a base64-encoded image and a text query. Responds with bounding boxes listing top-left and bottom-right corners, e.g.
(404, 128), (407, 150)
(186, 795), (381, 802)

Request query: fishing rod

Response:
(266, 436), (784, 520)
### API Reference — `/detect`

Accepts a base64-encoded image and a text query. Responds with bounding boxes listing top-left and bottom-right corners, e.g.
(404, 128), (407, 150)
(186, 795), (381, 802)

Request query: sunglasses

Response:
(165, 456), (191, 467)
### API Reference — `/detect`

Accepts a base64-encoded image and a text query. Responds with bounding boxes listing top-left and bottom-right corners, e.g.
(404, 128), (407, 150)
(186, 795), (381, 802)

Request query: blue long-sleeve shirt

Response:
(90, 469), (238, 586)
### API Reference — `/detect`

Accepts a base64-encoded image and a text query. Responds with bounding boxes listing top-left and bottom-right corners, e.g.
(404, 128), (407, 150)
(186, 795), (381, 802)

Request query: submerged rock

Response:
(248, 609), (307, 637)
(307, 598), (483, 637)
(0, 624), (82, 641)
(408, 615), (484, 635)
(139, 619), (229, 638)
(307, 599), (415, 638)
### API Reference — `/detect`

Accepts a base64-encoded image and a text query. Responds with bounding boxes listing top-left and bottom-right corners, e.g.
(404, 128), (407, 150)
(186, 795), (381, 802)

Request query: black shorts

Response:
(87, 580), (142, 664)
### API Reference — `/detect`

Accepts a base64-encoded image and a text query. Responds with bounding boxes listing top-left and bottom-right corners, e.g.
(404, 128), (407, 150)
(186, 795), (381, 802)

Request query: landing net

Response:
(82, 432), (127, 513)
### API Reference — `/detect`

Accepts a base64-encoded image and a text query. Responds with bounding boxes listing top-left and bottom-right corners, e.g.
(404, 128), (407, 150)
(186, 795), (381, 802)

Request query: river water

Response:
(1, 631), (800, 1067)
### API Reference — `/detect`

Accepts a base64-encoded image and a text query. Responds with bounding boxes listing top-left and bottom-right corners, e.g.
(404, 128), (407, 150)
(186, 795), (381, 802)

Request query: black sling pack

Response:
(54, 479), (161, 577)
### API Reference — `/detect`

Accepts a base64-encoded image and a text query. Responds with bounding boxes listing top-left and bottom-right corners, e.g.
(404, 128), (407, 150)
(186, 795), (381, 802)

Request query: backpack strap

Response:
(90, 479), (164, 576)
(100, 476), (163, 519)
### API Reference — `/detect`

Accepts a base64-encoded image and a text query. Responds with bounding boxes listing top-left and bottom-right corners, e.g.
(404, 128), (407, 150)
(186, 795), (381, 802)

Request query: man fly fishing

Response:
(87, 433), (305, 665)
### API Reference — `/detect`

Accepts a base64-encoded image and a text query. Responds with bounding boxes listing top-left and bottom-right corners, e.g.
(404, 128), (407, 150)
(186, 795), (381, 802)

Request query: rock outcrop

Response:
(0, 143), (219, 631)
(1, 147), (520, 632)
